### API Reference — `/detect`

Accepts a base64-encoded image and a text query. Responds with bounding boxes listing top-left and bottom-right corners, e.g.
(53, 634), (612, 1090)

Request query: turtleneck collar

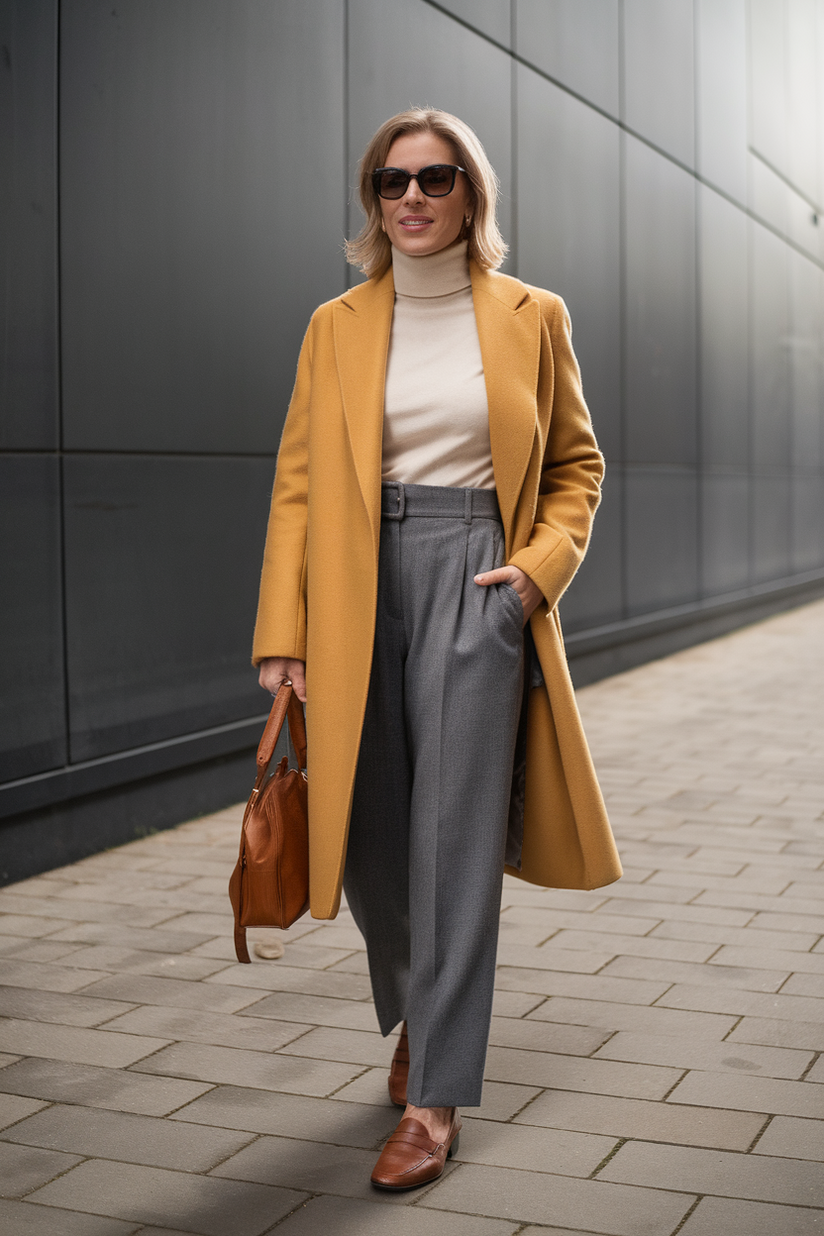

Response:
(391, 239), (471, 298)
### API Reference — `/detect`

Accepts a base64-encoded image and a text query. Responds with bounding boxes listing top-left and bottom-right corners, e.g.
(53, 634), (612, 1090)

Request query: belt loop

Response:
(464, 489), (472, 524)
(396, 481), (406, 520)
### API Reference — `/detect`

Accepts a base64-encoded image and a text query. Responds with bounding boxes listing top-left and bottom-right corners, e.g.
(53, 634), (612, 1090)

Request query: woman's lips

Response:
(399, 217), (433, 229)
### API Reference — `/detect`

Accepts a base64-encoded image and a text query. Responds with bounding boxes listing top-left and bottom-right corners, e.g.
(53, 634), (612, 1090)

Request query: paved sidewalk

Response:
(1, 599), (823, 1236)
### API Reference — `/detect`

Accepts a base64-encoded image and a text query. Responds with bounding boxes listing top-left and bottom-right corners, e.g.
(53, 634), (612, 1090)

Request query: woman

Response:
(253, 108), (621, 1190)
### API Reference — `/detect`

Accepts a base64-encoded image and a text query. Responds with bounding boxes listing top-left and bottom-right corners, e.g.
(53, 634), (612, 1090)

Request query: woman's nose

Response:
(403, 175), (426, 205)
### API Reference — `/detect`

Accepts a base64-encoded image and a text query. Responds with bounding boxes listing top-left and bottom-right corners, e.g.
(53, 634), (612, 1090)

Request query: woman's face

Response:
(378, 131), (472, 258)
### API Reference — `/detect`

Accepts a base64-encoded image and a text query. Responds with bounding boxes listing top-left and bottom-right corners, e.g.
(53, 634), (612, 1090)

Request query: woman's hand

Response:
(258, 656), (307, 703)
(474, 565), (543, 627)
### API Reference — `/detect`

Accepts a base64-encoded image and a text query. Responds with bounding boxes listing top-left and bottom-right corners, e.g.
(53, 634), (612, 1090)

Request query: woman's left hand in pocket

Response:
(474, 565), (544, 627)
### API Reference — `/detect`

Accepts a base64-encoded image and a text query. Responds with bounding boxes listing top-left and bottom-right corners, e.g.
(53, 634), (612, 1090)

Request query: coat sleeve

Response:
(507, 295), (604, 612)
(251, 319), (314, 665)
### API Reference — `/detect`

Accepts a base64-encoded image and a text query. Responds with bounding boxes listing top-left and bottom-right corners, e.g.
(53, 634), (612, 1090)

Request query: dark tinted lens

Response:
(419, 165), (455, 195)
(377, 170), (409, 199)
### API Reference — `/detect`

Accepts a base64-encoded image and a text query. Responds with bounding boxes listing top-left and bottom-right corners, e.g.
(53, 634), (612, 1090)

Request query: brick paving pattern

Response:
(1, 597), (822, 1235)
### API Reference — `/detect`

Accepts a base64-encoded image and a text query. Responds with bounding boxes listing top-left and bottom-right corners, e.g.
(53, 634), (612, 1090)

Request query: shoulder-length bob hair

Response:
(345, 108), (507, 280)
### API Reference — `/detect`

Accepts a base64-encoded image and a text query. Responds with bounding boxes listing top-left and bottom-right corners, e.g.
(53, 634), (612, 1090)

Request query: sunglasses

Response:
(372, 164), (466, 200)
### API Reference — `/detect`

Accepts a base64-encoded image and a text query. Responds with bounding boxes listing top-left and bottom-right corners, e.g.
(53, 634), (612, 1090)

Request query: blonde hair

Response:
(345, 108), (507, 279)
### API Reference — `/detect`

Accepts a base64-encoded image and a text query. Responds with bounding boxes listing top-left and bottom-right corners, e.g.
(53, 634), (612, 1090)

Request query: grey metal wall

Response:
(2, 0), (823, 880)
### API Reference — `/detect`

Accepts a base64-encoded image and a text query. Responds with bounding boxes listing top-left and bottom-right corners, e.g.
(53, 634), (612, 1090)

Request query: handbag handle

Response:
(255, 684), (307, 778)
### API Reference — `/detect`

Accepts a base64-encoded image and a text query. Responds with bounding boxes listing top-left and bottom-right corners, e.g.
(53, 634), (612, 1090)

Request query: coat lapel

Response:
(471, 264), (542, 548)
(332, 269), (395, 550)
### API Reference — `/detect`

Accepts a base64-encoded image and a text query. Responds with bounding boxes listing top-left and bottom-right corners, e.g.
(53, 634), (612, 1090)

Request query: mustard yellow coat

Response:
(253, 261), (622, 919)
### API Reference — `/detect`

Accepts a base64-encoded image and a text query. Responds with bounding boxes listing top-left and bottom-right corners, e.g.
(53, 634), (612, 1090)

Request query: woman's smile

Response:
(399, 215), (434, 230)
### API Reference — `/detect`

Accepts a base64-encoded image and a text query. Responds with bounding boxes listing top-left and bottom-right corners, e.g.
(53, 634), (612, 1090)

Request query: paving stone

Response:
(649, 919), (822, 952)
(753, 1115), (824, 1161)
(1, 940), (85, 963)
(677, 1195), (824, 1236)
(149, 913), (236, 937)
(782, 973), (824, 999)
(494, 944), (616, 972)
(511, 1227), (605, 1236)
(597, 899), (753, 927)
(234, 991), (383, 1031)
(0, 958), (110, 993)
(494, 968), (671, 1005)
(277, 1025), (396, 1069)
(189, 934), (340, 964)
(48, 944), (229, 981)
(77, 973), (266, 1013)
(101, 1004), (308, 1052)
(275, 1194), (520, 1235)
(599, 955), (790, 994)
(26, 1160), (306, 1236)
(0, 1057), (213, 1115)
(487, 1014), (610, 1057)
(0, 1093), (48, 1131)
(0, 915), (78, 938)
(328, 951), (370, 974)
(133, 1040), (365, 1096)
(483, 1045), (682, 1100)
(490, 989), (546, 1018)
(647, 871), (795, 896)
(332, 1066), (541, 1120)
(542, 928), (715, 964)
(209, 1132), (438, 1203)
(496, 921), (560, 948)
(0, 1142), (82, 1197)
(417, 1162), (694, 1235)
(526, 996), (737, 1039)
(659, 982), (824, 1023)
(598, 1139), (824, 1206)
(171, 1084), (398, 1146)
(666, 1069), (824, 1118)
(710, 945), (824, 975)
(453, 1117), (615, 1176)
(0, 933), (30, 954)
(3, 1103), (256, 1171)
(0, 1018), (169, 1069)
(696, 890), (824, 917)
(803, 1055), (824, 1082)
(727, 1016), (824, 1051)
(0, 1199), (139, 1235)
(205, 963), (374, 1000)
(0, 986), (136, 1028)
(752, 911), (824, 935)
(516, 1088), (764, 1150)
(500, 906), (657, 935)
(593, 1030), (813, 1078)
(0, 894), (179, 929)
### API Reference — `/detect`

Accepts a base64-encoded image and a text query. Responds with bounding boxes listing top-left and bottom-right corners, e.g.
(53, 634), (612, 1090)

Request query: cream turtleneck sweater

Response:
(382, 240), (494, 489)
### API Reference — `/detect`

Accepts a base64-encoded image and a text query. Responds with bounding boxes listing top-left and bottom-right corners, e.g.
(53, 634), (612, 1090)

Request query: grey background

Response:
(2, 0), (824, 878)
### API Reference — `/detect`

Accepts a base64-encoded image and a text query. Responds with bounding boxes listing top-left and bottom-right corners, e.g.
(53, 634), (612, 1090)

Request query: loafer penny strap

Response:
(387, 1129), (441, 1155)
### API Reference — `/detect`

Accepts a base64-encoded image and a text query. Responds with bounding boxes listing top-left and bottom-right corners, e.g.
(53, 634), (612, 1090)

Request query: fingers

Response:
(258, 657), (307, 702)
(474, 566), (515, 587)
(290, 665), (307, 704)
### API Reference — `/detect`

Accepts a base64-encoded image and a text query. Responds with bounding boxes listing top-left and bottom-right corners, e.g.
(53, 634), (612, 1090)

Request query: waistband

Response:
(381, 481), (502, 523)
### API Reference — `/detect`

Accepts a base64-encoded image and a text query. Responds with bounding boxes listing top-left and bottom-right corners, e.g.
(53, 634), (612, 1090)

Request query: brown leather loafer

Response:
(371, 1113), (461, 1191)
(388, 1022), (409, 1107)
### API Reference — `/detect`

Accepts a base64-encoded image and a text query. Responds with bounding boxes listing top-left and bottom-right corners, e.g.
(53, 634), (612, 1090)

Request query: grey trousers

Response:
(343, 482), (524, 1107)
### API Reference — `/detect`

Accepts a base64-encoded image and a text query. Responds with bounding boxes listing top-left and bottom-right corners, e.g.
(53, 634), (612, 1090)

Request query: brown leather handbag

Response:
(228, 684), (309, 963)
